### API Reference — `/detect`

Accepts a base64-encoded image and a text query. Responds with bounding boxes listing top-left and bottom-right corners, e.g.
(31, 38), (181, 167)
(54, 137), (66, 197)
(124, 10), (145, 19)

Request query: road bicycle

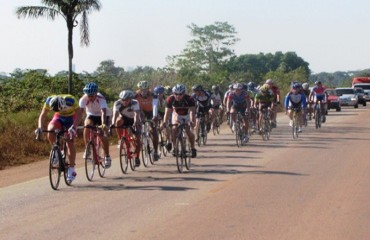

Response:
(233, 112), (247, 147)
(260, 108), (271, 141)
(291, 108), (301, 140)
(81, 125), (106, 181)
(36, 129), (72, 190)
(141, 120), (154, 166)
(197, 112), (207, 146)
(171, 120), (191, 173)
(111, 125), (138, 173)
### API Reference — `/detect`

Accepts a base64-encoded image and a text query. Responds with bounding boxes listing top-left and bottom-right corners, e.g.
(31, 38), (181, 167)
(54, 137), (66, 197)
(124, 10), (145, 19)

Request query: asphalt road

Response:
(1, 107), (370, 240)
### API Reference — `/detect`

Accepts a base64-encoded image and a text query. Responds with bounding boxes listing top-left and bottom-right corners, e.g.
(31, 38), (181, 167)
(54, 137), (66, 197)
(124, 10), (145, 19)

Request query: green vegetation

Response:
(2, 20), (367, 169)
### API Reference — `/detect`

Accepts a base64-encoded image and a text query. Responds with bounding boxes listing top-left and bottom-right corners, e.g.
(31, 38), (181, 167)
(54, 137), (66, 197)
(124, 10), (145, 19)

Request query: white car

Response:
(335, 88), (359, 108)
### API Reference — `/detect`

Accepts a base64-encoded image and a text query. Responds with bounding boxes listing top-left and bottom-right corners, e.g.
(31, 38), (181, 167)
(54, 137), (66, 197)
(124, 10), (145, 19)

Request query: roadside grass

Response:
(0, 111), (85, 170)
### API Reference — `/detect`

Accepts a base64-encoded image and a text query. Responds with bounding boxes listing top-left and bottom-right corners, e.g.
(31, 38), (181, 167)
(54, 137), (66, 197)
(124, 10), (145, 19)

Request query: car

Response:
(335, 88), (359, 108)
(354, 88), (367, 106)
(325, 89), (341, 111)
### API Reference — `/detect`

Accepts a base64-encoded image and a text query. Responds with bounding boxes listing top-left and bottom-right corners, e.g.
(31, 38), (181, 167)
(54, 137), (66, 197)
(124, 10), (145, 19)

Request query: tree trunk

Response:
(67, 25), (74, 94)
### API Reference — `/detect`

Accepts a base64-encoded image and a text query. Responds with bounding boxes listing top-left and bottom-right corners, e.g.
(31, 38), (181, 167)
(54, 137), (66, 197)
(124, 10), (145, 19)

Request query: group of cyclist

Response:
(35, 78), (327, 183)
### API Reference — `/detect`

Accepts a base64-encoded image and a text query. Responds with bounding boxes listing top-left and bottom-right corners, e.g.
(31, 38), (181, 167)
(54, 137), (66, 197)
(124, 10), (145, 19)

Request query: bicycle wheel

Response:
(119, 137), (129, 173)
(197, 127), (202, 147)
(84, 141), (95, 181)
(141, 135), (149, 167)
(292, 116), (299, 139)
(158, 129), (168, 157)
(184, 137), (191, 170)
(176, 138), (184, 173)
(49, 148), (61, 190)
(147, 136), (154, 165)
(315, 109), (321, 129)
(61, 141), (71, 186)
(235, 122), (242, 147)
(201, 121), (207, 145)
(97, 140), (106, 178)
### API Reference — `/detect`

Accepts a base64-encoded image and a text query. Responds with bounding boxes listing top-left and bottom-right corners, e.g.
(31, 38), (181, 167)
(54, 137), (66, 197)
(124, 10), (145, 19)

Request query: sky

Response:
(1, 0), (370, 75)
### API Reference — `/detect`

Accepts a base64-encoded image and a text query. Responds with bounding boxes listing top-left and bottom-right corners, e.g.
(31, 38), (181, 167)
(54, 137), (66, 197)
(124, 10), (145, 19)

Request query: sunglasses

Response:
(174, 93), (183, 96)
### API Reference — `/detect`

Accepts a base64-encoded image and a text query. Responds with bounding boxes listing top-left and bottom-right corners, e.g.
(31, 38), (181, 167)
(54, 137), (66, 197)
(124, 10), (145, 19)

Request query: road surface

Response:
(1, 108), (370, 240)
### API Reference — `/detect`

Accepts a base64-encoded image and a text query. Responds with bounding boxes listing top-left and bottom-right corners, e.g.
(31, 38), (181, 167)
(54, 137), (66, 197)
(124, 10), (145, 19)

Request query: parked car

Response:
(354, 88), (367, 106)
(335, 88), (359, 108)
(325, 89), (341, 111)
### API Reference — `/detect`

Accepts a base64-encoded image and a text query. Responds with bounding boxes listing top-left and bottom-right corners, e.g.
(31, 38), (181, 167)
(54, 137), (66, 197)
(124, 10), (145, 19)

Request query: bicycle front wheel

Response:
(61, 141), (71, 186)
(184, 138), (191, 170)
(49, 148), (61, 190)
(120, 137), (129, 173)
(235, 123), (242, 147)
(84, 142), (95, 181)
(292, 117), (299, 140)
(176, 138), (184, 173)
(97, 141), (106, 178)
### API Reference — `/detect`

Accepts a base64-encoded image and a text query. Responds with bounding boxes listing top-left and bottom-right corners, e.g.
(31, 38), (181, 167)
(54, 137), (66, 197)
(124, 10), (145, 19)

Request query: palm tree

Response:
(16, 0), (101, 94)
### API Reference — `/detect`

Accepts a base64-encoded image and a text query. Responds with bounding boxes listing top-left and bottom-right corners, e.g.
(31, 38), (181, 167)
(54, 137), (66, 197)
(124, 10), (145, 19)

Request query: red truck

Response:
(352, 77), (370, 103)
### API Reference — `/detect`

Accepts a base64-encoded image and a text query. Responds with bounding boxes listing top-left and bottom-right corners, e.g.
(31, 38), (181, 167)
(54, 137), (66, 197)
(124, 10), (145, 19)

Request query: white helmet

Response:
(119, 90), (135, 100)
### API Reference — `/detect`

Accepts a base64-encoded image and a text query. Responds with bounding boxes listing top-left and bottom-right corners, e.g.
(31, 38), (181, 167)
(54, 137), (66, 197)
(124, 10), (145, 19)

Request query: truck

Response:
(352, 77), (370, 102)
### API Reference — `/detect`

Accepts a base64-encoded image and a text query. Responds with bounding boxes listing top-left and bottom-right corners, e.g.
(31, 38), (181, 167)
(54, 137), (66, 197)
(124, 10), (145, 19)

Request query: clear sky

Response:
(1, 0), (370, 75)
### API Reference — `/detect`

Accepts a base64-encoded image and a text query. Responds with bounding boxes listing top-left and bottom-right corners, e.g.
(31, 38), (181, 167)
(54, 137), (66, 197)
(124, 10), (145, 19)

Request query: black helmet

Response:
(192, 84), (203, 91)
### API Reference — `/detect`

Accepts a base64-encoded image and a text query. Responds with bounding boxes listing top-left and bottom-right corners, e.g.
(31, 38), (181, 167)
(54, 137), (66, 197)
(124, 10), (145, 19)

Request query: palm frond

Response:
(16, 6), (59, 20)
(80, 11), (90, 46)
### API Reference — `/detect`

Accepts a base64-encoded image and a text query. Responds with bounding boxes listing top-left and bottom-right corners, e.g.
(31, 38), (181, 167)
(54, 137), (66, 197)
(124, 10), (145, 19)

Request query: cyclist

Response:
(76, 82), (112, 168)
(134, 81), (160, 161)
(191, 84), (214, 136)
(154, 85), (172, 151)
(226, 83), (252, 142)
(161, 84), (197, 158)
(254, 84), (275, 132)
(265, 79), (280, 128)
(111, 90), (142, 167)
(309, 81), (326, 122)
(247, 82), (259, 132)
(210, 84), (224, 128)
(285, 83), (307, 133)
(301, 82), (312, 120)
(35, 95), (79, 183)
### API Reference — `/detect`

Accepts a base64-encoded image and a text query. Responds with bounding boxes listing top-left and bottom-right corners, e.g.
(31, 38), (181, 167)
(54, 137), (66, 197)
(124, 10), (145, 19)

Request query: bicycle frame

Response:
(292, 108), (301, 139)
(171, 120), (191, 173)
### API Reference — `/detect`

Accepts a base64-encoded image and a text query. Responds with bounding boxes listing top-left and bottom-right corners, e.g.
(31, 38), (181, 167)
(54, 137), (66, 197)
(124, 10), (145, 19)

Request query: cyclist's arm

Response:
(189, 106), (196, 124)
(72, 107), (84, 129)
(38, 107), (49, 129)
(101, 108), (107, 126)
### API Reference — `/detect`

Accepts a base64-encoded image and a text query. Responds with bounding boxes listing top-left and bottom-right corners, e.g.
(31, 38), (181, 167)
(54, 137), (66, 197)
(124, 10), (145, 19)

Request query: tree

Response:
(16, 0), (101, 94)
(170, 21), (239, 86)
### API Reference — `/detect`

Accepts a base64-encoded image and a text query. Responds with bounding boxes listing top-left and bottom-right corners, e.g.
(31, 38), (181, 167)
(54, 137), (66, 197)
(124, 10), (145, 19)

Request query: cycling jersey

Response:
(79, 93), (108, 116)
(165, 94), (196, 116)
(44, 94), (79, 117)
(285, 93), (307, 109)
(113, 99), (140, 119)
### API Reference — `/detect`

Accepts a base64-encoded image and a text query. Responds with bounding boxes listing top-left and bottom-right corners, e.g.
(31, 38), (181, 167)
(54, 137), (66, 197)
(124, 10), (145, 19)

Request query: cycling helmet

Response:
(83, 82), (98, 96)
(164, 85), (172, 95)
(153, 85), (165, 95)
(192, 84), (203, 91)
(247, 82), (255, 90)
(260, 84), (270, 93)
(119, 90), (135, 100)
(212, 85), (220, 91)
(228, 84), (234, 89)
(302, 82), (309, 90)
(233, 83), (243, 90)
(137, 80), (149, 90)
(172, 84), (186, 94)
(315, 81), (322, 85)
(292, 83), (301, 90)
(49, 96), (67, 112)
(266, 79), (274, 84)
